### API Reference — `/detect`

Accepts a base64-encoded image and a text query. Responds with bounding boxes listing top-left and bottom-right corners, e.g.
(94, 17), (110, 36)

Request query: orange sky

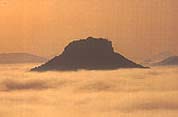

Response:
(0, 0), (178, 60)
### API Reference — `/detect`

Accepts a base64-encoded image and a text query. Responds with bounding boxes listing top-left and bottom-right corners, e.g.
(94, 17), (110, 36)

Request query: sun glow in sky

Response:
(0, 0), (178, 60)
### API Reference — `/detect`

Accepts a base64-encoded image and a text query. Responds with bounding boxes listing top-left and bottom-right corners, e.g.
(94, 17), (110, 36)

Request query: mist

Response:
(0, 64), (178, 117)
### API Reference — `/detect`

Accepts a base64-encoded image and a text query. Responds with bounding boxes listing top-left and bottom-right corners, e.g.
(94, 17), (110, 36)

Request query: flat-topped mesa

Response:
(62, 37), (114, 58)
(31, 37), (146, 71)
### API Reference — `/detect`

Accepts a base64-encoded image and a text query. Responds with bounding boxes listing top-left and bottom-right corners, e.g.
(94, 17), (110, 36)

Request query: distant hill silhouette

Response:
(142, 51), (173, 65)
(31, 37), (147, 71)
(152, 56), (178, 66)
(0, 53), (47, 64)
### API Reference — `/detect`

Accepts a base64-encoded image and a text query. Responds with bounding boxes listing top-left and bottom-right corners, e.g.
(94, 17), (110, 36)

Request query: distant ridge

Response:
(142, 51), (173, 65)
(31, 37), (147, 71)
(152, 56), (178, 66)
(0, 53), (47, 64)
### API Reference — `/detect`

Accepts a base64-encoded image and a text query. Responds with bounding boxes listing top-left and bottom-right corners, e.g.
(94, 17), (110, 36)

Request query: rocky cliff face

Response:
(31, 37), (146, 71)
(62, 37), (114, 57)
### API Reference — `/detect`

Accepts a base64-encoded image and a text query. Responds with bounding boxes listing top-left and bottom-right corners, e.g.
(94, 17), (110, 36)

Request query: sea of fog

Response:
(0, 64), (178, 117)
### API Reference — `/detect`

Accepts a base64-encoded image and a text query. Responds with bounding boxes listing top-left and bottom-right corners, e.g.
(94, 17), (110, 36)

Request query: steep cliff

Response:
(31, 37), (146, 71)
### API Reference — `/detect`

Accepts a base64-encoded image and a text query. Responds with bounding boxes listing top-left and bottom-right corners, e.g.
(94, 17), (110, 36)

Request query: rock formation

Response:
(31, 37), (146, 71)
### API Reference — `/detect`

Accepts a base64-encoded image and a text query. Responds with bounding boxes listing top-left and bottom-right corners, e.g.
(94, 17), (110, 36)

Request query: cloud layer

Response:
(0, 64), (178, 117)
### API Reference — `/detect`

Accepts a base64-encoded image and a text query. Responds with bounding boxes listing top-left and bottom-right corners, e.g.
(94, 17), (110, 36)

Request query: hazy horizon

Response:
(0, 0), (178, 60)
